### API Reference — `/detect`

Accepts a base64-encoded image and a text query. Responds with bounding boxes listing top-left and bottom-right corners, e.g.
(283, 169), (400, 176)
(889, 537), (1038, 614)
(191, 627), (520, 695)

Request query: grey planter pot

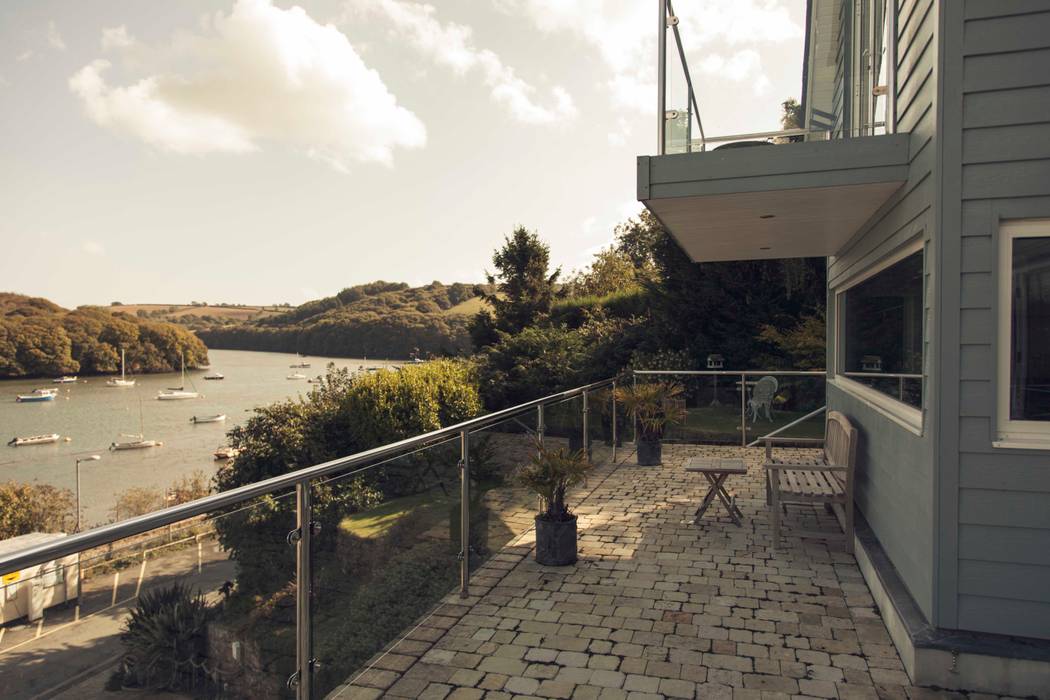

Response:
(636, 439), (662, 466)
(534, 515), (577, 566)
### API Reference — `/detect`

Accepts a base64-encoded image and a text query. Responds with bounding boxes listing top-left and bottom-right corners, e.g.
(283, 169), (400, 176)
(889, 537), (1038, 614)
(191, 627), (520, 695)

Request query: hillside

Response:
(108, 303), (284, 331)
(197, 281), (488, 359)
(0, 293), (208, 378)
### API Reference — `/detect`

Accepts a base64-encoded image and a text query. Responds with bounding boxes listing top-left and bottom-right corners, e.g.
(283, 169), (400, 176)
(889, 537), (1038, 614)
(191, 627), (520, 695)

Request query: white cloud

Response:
(101, 25), (135, 51)
(499, 0), (800, 112)
(345, 0), (576, 125)
(69, 0), (426, 170)
(16, 50), (33, 62)
(82, 240), (106, 256)
(47, 21), (66, 51)
(699, 50), (772, 95)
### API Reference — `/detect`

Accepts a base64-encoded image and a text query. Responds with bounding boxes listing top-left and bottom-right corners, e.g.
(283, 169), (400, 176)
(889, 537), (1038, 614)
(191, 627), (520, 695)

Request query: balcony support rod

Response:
(657, 0), (667, 155)
(459, 429), (470, 598)
(746, 406), (827, 448)
(665, 0), (705, 150)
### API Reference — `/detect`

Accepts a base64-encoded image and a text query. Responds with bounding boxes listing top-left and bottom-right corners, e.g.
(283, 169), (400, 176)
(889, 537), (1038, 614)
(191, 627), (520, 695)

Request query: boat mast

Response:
(121, 348), (126, 381)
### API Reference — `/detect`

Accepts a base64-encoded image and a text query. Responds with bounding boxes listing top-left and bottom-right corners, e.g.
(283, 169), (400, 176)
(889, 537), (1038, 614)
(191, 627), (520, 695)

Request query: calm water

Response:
(0, 349), (400, 527)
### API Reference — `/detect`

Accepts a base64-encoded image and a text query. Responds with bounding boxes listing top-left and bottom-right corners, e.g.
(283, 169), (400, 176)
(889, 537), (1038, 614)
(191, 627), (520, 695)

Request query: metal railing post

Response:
(537, 405), (545, 449)
(459, 429), (470, 598)
(632, 372), (638, 444)
(611, 381), (618, 462)
(582, 390), (589, 457)
(740, 372), (747, 447)
(657, 0), (668, 154)
(292, 481), (313, 699)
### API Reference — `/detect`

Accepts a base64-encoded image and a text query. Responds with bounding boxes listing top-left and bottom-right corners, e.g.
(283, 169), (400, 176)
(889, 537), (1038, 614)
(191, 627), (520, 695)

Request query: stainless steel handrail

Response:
(634, 370), (826, 377)
(0, 377), (616, 576)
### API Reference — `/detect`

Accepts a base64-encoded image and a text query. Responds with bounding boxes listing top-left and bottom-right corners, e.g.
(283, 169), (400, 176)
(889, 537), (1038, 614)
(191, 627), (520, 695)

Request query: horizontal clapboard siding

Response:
(953, 0), (1050, 640)
(826, 0), (937, 621)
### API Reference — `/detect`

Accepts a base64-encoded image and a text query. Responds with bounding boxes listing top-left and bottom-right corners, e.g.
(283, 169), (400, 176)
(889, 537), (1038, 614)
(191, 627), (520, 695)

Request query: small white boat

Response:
(158, 352), (200, 400)
(107, 349), (136, 387)
(191, 414), (226, 424)
(203, 372), (224, 380)
(110, 435), (162, 450)
(286, 373), (306, 380)
(8, 433), (61, 446)
(16, 388), (58, 403)
(214, 446), (240, 460)
(289, 362), (311, 368)
(53, 376), (78, 384)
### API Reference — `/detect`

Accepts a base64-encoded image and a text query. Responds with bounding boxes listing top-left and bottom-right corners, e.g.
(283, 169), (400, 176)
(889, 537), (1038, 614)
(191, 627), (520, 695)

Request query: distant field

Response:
(110, 303), (284, 322)
(442, 296), (488, 316)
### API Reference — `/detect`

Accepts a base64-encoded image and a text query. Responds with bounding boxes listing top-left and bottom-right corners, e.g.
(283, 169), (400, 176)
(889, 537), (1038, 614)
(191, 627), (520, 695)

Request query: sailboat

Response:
(106, 349), (136, 387)
(157, 352), (200, 400)
(110, 398), (162, 450)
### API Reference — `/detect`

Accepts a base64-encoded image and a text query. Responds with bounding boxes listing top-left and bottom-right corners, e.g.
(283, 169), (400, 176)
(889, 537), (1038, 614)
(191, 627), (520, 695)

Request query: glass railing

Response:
(0, 378), (619, 700)
(657, 0), (891, 156)
(632, 370), (827, 447)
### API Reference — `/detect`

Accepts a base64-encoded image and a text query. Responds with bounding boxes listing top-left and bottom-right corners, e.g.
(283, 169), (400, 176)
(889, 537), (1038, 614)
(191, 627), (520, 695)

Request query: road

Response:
(0, 537), (234, 700)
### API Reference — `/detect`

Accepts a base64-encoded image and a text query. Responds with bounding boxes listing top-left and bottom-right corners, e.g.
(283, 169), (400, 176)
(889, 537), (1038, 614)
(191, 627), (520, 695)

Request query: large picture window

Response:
(998, 220), (1050, 444)
(839, 248), (924, 410)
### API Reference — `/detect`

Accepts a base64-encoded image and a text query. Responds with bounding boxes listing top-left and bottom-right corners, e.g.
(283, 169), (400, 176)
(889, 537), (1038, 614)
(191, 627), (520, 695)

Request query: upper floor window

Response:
(838, 246), (924, 413)
(998, 220), (1050, 445)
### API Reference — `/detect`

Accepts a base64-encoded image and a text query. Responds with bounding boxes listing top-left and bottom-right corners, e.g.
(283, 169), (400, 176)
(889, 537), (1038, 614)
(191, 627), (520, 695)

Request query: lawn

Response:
(666, 405), (825, 443)
(339, 490), (457, 539)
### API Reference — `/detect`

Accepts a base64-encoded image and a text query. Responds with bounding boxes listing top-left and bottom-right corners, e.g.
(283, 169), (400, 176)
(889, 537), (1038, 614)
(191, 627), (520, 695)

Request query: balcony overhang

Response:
(637, 134), (910, 262)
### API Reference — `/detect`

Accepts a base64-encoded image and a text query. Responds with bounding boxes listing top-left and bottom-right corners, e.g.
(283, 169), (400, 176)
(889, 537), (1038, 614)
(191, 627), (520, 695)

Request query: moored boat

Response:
(289, 362), (310, 368)
(286, 372), (306, 380)
(110, 434), (161, 451)
(191, 414), (226, 424)
(53, 376), (78, 383)
(107, 349), (135, 387)
(214, 446), (240, 460)
(203, 372), (224, 380)
(16, 388), (58, 403)
(158, 352), (200, 400)
(8, 433), (61, 446)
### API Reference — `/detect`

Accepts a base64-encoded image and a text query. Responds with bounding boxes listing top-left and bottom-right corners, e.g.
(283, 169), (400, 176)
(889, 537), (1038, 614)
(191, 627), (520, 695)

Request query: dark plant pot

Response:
(636, 439), (662, 466)
(534, 515), (577, 566)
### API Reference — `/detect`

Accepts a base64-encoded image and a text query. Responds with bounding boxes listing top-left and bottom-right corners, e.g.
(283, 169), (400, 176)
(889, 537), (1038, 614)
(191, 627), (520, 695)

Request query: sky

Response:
(0, 0), (805, 308)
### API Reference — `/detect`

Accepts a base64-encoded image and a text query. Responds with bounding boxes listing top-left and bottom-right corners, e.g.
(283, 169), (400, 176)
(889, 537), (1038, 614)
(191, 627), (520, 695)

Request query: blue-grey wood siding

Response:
(825, 0), (938, 621)
(944, 0), (1050, 640)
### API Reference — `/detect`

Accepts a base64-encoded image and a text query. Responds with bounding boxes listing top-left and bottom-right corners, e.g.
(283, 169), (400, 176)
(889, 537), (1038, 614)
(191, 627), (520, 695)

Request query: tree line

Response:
(0, 293), (208, 378)
(197, 281), (479, 359)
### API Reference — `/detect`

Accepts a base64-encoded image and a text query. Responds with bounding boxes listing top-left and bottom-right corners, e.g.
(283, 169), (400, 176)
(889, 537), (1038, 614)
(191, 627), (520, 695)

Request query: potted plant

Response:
(515, 445), (593, 566)
(615, 382), (687, 466)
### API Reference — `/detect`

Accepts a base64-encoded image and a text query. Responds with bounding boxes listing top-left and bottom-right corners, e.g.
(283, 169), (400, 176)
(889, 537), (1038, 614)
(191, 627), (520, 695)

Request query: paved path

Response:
(329, 445), (1015, 700)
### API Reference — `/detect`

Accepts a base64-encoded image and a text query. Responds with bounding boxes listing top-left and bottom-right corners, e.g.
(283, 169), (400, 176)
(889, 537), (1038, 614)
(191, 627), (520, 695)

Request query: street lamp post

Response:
(74, 455), (101, 603)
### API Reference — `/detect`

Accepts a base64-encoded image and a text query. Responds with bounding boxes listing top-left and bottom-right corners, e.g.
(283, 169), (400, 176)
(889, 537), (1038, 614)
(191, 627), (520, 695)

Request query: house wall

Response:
(825, 0), (939, 621)
(935, 0), (1050, 640)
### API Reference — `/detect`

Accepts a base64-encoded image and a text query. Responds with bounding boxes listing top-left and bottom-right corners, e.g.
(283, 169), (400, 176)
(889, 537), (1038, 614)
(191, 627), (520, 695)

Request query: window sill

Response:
(993, 439), (1050, 451)
(829, 375), (923, 436)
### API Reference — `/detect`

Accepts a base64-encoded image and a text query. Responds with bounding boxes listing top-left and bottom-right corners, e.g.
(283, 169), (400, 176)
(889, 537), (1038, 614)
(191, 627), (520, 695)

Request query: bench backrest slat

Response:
(824, 411), (858, 490)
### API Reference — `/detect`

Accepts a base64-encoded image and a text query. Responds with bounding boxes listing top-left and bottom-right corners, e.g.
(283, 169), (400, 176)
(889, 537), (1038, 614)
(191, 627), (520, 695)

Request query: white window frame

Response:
(831, 239), (925, 434)
(995, 219), (1050, 449)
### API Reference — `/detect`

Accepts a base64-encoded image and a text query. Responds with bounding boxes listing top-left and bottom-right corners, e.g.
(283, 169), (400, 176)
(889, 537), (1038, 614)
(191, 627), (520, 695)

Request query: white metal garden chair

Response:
(748, 376), (778, 423)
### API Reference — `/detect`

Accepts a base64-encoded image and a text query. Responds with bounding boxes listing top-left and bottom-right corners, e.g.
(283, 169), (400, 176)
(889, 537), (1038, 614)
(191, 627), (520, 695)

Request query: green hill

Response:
(0, 293), (208, 378)
(197, 281), (487, 360)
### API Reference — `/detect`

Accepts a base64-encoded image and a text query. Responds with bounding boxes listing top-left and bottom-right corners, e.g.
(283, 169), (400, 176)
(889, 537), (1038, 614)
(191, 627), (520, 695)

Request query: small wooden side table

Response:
(686, 457), (747, 526)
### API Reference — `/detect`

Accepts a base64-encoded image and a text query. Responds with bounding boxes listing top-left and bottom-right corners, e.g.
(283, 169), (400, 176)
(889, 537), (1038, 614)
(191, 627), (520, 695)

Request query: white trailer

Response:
(0, 532), (78, 624)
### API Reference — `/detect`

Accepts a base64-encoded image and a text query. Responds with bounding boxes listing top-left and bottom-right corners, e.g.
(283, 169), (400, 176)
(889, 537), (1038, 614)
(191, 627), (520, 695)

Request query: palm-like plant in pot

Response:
(615, 382), (687, 466)
(515, 445), (593, 566)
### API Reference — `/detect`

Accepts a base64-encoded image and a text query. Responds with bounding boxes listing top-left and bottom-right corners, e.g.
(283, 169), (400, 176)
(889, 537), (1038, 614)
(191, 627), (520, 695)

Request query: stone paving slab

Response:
(328, 445), (1016, 700)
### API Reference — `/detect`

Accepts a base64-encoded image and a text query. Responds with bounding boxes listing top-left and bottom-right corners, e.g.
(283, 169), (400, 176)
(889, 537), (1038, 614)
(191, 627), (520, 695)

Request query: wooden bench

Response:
(764, 411), (858, 552)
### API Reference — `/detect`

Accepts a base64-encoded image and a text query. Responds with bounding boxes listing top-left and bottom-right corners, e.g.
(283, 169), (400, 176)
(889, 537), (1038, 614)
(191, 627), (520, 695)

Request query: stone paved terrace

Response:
(329, 444), (1013, 700)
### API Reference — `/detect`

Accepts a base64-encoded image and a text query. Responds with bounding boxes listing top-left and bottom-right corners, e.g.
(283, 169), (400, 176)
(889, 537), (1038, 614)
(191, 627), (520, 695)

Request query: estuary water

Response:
(0, 349), (400, 527)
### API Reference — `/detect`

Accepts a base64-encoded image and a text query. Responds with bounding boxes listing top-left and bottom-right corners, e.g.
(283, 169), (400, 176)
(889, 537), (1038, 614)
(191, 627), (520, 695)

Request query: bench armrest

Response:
(764, 436), (825, 461)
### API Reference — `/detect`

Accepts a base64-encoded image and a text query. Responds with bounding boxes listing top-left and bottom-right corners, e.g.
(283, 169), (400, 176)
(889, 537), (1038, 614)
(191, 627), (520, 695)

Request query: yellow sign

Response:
(1, 571), (20, 585)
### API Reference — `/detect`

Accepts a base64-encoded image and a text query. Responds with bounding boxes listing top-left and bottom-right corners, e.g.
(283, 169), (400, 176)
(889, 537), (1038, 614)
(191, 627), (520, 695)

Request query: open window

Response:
(997, 220), (1050, 447)
(835, 243), (924, 428)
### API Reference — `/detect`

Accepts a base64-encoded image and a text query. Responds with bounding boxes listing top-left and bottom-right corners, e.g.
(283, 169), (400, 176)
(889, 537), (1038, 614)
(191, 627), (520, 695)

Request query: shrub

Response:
(119, 583), (212, 692)
(0, 481), (74, 539)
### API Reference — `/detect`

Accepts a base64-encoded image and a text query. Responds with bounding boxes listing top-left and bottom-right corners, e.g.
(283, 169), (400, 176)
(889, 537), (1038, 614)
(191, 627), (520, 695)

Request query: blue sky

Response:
(0, 0), (805, 307)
